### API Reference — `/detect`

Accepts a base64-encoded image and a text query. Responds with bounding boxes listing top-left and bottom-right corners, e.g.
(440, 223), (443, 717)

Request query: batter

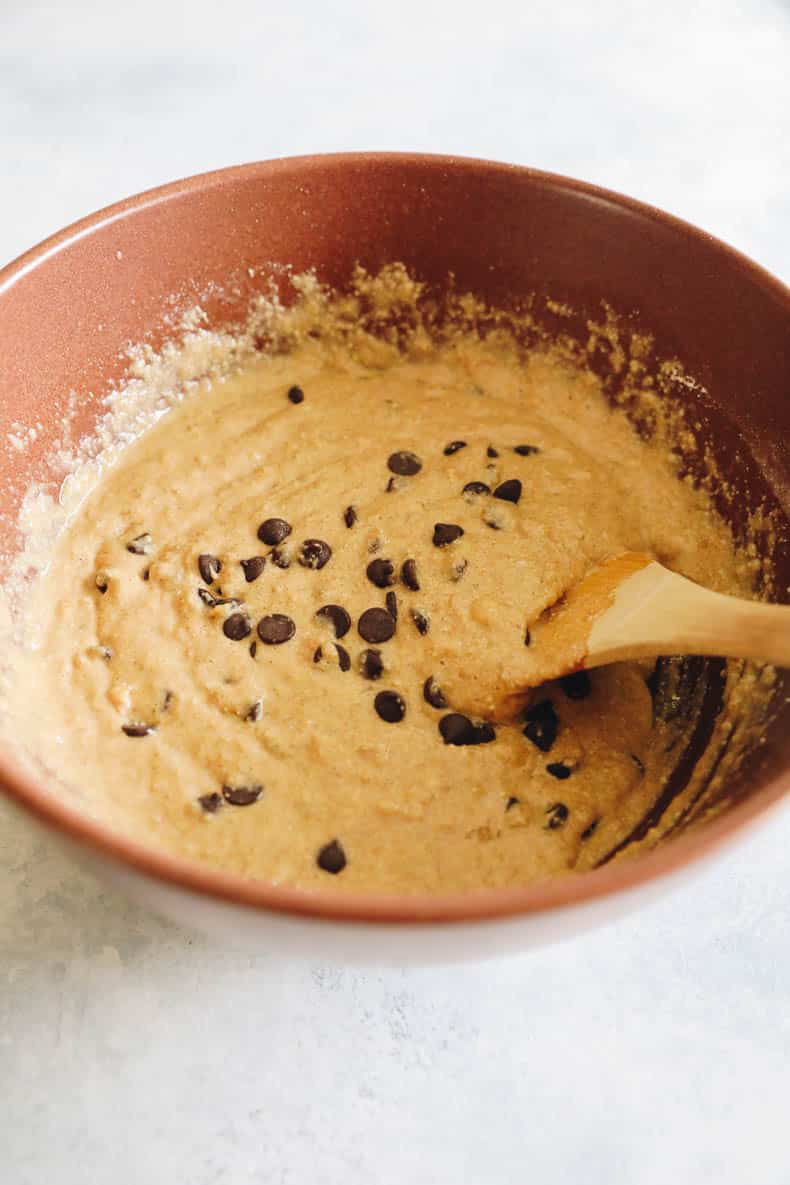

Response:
(12, 306), (759, 895)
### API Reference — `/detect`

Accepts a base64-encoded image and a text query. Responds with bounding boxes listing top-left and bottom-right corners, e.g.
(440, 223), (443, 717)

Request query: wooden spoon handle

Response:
(586, 562), (790, 669)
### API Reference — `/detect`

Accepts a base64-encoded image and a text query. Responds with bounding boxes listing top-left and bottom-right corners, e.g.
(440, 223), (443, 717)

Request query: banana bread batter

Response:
(14, 317), (756, 893)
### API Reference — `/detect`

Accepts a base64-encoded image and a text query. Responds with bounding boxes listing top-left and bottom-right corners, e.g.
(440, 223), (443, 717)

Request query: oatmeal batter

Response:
(16, 330), (754, 892)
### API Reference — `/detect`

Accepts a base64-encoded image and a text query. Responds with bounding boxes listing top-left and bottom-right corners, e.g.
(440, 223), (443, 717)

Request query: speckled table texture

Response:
(2, 2), (789, 1183)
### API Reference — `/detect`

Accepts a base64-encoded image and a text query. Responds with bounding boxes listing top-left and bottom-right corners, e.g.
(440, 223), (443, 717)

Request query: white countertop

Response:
(2, 3), (789, 1182)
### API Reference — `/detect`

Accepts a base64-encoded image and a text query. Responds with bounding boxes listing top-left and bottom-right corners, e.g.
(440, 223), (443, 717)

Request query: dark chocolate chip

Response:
(141, 567), (151, 581)
(270, 546), (290, 569)
(223, 612), (252, 641)
(546, 761), (572, 780)
(198, 587), (217, 606)
(358, 607), (395, 644)
(524, 626), (532, 646)
(411, 609), (429, 635)
(249, 640), (258, 658)
(487, 445), (499, 458)
(198, 554), (222, 584)
(385, 591), (398, 621)
(432, 523), (464, 547)
(245, 700), (263, 722)
(423, 676), (447, 709)
(387, 450), (422, 476)
(439, 714), (495, 746)
(316, 604), (352, 638)
(385, 476), (400, 493)
(317, 839), (346, 874)
(366, 558), (395, 588)
(443, 440), (467, 455)
(335, 643), (351, 672)
(522, 699), (559, 752)
(514, 444), (540, 456)
(463, 481), (490, 496)
(343, 504), (358, 528)
(287, 385), (304, 404)
(258, 518), (291, 546)
(400, 558), (420, 591)
(545, 802), (569, 830)
(298, 539), (332, 570)
(359, 648), (384, 680)
(493, 479), (522, 504)
(580, 818), (599, 841)
(198, 792), (222, 814)
(222, 783), (263, 806)
(122, 722), (155, 737)
(95, 573), (109, 594)
(240, 556), (266, 583)
(126, 532), (153, 555)
(374, 690), (406, 723)
(506, 796), (520, 811)
(560, 670), (592, 700)
(257, 613), (296, 644)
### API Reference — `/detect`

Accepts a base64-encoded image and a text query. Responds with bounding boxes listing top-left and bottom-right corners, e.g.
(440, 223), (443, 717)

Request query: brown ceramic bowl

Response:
(1, 153), (788, 960)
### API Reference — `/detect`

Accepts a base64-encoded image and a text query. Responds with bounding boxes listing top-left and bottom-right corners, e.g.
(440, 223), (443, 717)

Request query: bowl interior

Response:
(0, 153), (788, 899)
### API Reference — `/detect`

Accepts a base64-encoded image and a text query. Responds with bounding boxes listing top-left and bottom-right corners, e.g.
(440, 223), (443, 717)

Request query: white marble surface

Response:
(2, 2), (790, 1182)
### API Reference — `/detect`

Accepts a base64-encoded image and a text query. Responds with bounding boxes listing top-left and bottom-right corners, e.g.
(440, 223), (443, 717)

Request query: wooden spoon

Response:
(499, 552), (790, 719)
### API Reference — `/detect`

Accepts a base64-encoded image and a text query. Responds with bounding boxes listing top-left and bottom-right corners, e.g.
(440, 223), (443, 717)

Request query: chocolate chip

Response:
(487, 445), (499, 458)
(463, 481), (490, 497)
(560, 670), (592, 700)
(506, 796), (520, 811)
(298, 539), (332, 570)
(423, 676), (447, 709)
(198, 554), (222, 584)
(432, 523), (464, 547)
(240, 556), (266, 582)
(245, 700), (263, 722)
(316, 604), (351, 638)
(374, 690), (406, 722)
(438, 714), (495, 746)
(359, 648), (384, 679)
(126, 532), (153, 555)
(514, 444), (540, 456)
(631, 753), (645, 776)
(387, 451), (422, 476)
(493, 479), (522, 504)
(317, 838), (346, 874)
(524, 626), (531, 646)
(385, 591), (398, 621)
(122, 722), (155, 737)
(335, 643), (351, 671)
(95, 572), (109, 594)
(546, 761), (572, 780)
(545, 802), (569, 830)
(198, 588), (241, 608)
(580, 818), (599, 841)
(249, 640), (258, 658)
(358, 607), (395, 643)
(257, 613), (296, 644)
(162, 690), (174, 711)
(343, 504), (358, 528)
(287, 385), (304, 404)
(385, 476), (401, 493)
(258, 518), (291, 546)
(270, 546), (290, 569)
(222, 783), (263, 806)
(198, 792), (222, 813)
(522, 699), (559, 752)
(400, 559), (419, 591)
(366, 558), (395, 588)
(444, 440), (467, 455)
(223, 612), (252, 641)
(411, 609), (429, 635)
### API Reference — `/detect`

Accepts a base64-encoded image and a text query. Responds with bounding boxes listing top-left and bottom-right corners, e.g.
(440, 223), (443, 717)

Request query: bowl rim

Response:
(1, 150), (789, 925)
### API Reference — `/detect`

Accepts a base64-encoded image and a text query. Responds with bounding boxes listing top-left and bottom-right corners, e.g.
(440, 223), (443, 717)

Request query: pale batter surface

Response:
(16, 334), (754, 892)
